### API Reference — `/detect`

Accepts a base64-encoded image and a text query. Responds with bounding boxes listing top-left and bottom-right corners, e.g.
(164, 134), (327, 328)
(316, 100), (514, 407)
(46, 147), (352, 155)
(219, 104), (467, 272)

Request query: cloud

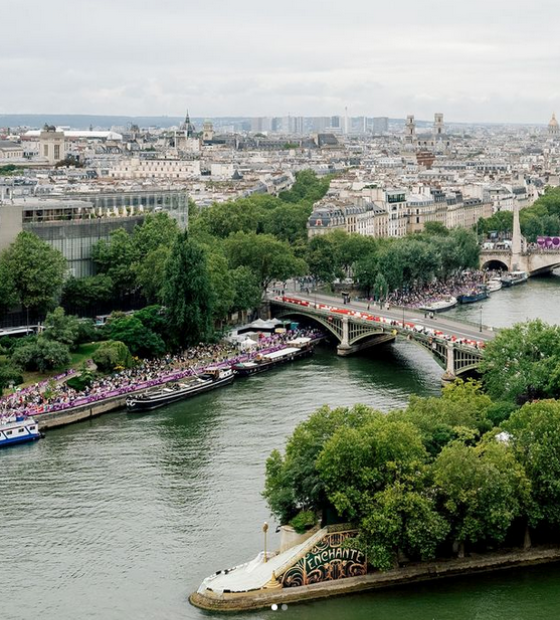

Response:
(1, 0), (558, 123)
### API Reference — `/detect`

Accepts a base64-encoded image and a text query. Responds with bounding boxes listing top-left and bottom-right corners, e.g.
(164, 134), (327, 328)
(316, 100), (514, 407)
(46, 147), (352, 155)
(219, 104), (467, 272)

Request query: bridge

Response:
(480, 202), (560, 275)
(270, 293), (495, 380)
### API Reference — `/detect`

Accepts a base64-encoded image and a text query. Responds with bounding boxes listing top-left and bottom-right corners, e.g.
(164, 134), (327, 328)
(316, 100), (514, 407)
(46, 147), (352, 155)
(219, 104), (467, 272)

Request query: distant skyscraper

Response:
(372, 117), (389, 134)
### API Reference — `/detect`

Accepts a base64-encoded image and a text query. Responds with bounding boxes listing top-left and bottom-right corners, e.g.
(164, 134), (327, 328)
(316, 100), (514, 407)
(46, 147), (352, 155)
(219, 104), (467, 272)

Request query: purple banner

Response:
(537, 236), (560, 248)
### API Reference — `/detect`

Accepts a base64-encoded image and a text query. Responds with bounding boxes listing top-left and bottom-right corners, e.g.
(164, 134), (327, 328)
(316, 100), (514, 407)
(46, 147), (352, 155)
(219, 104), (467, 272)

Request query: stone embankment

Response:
(190, 546), (560, 613)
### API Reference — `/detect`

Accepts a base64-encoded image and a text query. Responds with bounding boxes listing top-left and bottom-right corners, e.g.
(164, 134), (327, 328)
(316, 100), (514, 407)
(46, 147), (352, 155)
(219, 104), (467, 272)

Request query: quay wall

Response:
(190, 546), (560, 613)
(36, 387), (148, 430)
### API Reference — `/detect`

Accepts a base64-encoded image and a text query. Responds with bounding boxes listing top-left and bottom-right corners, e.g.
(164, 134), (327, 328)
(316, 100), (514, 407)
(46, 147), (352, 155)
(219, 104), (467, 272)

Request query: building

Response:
(549, 113), (559, 136)
(0, 140), (24, 160)
(38, 126), (67, 164)
(372, 117), (389, 134)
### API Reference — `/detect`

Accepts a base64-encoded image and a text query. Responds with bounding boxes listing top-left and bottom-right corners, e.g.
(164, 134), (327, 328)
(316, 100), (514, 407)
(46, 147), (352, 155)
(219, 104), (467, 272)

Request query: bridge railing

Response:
(272, 297), (485, 354)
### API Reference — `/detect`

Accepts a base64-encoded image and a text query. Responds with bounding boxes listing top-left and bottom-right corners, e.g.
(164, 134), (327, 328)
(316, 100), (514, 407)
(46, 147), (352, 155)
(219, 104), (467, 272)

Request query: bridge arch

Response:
(274, 309), (344, 343)
(481, 259), (509, 272)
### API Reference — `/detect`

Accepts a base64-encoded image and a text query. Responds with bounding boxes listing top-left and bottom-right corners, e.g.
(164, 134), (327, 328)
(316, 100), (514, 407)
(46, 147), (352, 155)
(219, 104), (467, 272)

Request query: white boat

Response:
(501, 271), (529, 287)
(487, 278), (503, 293)
(419, 296), (458, 313)
(0, 415), (42, 448)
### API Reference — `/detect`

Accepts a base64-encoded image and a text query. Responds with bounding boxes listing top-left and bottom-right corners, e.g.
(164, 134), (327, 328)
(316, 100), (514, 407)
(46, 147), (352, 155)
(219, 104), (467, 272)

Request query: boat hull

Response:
(126, 374), (234, 412)
(457, 293), (489, 304)
(232, 347), (314, 377)
(0, 434), (41, 448)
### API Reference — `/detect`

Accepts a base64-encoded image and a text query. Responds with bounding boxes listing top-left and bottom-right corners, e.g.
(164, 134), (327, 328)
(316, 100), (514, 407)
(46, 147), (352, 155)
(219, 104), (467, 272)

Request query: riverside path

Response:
(269, 291), (496, 379)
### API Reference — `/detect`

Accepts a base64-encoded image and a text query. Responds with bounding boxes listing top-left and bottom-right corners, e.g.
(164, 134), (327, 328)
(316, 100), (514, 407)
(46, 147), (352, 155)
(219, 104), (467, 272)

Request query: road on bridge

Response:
(272, 291), (497, 344)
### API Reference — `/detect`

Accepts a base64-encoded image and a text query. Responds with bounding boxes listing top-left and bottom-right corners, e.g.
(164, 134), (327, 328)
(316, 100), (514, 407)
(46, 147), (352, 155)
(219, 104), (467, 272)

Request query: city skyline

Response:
(1, 0), (559, 124)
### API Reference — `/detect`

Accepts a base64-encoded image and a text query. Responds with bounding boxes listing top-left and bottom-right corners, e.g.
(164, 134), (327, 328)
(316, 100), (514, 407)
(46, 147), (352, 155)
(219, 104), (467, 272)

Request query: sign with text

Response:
(281, 529), (367, 588)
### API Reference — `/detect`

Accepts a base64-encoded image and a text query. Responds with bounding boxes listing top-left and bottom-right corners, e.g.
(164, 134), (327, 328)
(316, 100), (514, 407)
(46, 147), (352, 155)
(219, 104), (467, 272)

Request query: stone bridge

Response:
(480, 202), (560, 275)
(480, 248), (560, 275)
(271, 297), (486, 379)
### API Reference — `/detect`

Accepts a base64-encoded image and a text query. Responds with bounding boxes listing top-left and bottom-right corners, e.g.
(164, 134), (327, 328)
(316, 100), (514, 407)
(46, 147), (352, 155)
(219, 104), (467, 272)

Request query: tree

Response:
(306, 234), (341, 284)
(61, 274), (114, 315)
(0, 361), (23, 395)
(263, 404), (377, 524)
(424, 221), (449, 236)
(224, 232), (306, 294)
(92, 340), (134, 372)
(432, 440), (529, 556)
(207, 251), (236, 322)
(162, 231), (214, 348)
(317, 415), (447, 569)
(11, 337), (71, 372)
(105, 316), (166, 358)
(92, 228), (139, 298)
(390, 380), (493, 457)
(43, 307), (80, 349)
(0, 258), (17, 315)
(133, 212), (178, 255)
(479, 319), (560, 404)
(504, 400), (560, 528)
(0, 231), (66, 314)
(231, 266), (262, 314)
(135, 245), (170, 303)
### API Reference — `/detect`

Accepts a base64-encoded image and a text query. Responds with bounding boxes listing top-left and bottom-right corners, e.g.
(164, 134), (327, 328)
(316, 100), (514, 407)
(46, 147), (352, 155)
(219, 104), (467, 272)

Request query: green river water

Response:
(2, 276), (560, 620)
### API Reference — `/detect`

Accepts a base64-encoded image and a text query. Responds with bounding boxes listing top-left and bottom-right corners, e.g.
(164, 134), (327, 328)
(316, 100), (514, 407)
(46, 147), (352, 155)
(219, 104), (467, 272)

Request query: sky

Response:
(1, 0), (559, 124)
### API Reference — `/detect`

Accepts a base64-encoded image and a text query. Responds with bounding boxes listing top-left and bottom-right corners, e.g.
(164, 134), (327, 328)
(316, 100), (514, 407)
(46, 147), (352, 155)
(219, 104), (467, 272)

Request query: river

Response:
(2, 275), (560, 620)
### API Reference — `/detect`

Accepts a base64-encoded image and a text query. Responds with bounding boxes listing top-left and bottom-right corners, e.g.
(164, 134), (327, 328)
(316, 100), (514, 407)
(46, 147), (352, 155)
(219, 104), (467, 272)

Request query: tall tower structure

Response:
(404, 115), (416, 148)
(433, 113), (444, 136)
(549, 112), (559, 136)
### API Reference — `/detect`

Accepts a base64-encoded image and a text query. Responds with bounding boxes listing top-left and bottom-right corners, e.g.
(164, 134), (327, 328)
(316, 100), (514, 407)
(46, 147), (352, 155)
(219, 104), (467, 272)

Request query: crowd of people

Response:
(385, 271), (497, 309)
(0, 329), (322, 419)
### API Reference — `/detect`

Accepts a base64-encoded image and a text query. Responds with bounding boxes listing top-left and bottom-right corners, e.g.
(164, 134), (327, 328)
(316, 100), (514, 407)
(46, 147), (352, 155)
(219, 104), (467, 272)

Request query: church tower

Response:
(404, 114), (416, 147)
(433, 113), (444, 136)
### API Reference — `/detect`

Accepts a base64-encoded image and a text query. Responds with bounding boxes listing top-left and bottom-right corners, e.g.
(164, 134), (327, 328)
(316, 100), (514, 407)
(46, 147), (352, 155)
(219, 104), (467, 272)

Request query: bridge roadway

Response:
(275, 291), (496, 344)
(269, 291), (496, 377)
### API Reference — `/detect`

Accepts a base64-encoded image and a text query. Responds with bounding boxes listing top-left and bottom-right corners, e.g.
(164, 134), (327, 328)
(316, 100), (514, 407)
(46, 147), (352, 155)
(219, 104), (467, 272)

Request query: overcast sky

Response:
(2, 0), (558, 123)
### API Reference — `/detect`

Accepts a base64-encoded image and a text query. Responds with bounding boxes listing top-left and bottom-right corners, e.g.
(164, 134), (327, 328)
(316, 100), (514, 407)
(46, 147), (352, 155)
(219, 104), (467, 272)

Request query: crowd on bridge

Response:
(0, 328), (322, 419)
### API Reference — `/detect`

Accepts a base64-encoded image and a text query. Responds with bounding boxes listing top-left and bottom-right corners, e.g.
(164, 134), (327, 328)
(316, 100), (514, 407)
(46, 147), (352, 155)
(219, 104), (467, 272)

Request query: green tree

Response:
(11, 337), (71, 372)
(263, 404), (377, 523)
(135, 245), (170, 303)
(162, 231), (214, 348)
(105, 316), (166, 358)
(390, 380), (493, 457)
(231, 266), (262, 313)
(207, 251), (236, 322)
(224, 231), (306, 294)
(43, 307), (80, 349)
(133, 212), (178, 255)
(504, 400), (560, 528)
(479, 319), (560, 403)
(61, 274), (114, 315)
(0, 361), (23, 395)
(92, 340), (134, 372)
(432, 440), (530, 556)
(0, 231), (66, 314)
(92, 228), (139, 298)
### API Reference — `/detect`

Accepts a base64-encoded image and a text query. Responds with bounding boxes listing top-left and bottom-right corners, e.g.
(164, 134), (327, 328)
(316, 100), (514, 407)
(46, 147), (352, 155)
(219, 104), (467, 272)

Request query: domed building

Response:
(549, 112), (559, 136)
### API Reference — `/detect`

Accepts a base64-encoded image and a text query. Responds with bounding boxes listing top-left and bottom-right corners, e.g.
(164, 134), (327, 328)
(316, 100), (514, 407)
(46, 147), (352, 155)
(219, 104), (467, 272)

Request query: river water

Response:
(2, 276), (560, 620)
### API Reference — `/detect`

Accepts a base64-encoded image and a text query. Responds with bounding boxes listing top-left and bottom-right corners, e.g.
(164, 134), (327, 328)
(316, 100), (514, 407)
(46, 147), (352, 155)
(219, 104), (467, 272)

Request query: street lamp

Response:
(263, 521), (269, 562)
(479, 306), (483, 333)
(402, 305), (405, 329)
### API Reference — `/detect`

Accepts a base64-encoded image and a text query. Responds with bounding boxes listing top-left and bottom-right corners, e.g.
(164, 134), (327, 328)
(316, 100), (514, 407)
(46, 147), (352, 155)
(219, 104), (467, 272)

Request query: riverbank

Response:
(190, 545), (560, 613)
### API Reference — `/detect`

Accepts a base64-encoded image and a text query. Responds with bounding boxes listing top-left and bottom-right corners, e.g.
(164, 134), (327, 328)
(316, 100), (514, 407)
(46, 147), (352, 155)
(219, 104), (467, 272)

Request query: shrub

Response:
(91, 340), (134, 373)
(0, 361), (24, 395)
(10, 337), (71, 372)
(289, 510), (317, 534)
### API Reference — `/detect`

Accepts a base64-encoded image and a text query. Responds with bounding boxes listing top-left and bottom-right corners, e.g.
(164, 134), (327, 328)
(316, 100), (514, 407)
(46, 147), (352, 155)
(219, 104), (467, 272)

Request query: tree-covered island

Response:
(264, 321), (560, 570)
